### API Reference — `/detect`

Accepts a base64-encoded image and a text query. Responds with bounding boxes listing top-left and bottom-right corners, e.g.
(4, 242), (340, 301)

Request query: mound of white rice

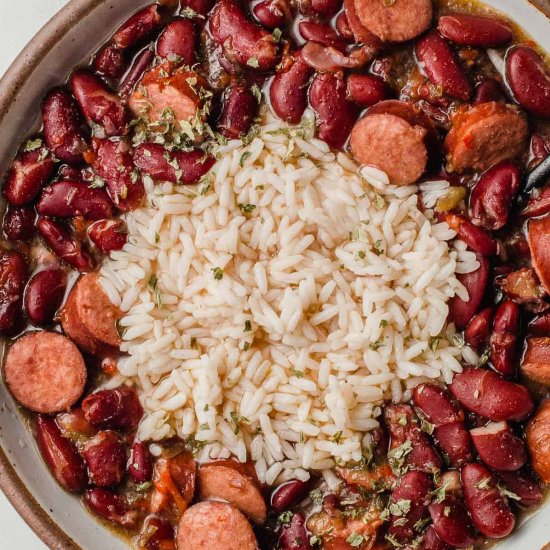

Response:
(99, 113), (478, 485)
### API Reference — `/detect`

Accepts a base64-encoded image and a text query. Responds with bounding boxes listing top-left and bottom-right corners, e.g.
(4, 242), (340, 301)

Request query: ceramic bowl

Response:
(0, 0), (549, 548)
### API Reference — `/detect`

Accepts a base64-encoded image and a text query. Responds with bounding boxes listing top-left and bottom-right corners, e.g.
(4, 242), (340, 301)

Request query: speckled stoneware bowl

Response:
(0, 0), (550, 548)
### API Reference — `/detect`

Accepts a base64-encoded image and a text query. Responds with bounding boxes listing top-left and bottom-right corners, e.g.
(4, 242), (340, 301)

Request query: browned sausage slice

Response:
(350, 113), (427, 185)
(129, 65), (204, 124)
(177, 501), (258, 550)
(526, 400), (550, 483)
(521, 337), (550, 386)
(4, 331), (86, 413)
(528, 214), (550, 296)
(444, 102), (528, 173)
(353, 0), (432, 42)
(198, 460), (267, 524)
(61, 273), (122, 357)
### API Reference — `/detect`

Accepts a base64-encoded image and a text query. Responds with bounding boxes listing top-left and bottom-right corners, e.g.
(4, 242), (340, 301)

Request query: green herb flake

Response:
(476, 477), (492, 490)
(240, 151), (252, 166)
(332, 431), (343, 444)
(429, 336), (441, 353)
(278, 511), (293, 524)
(357, 250), (366, 260)
(238, 203), (256, 213)
(244, 320), (252, 332)
(372, 239), (384, 256)
(292, 369), (304, 378)
(380, 319), (389, 327)
(246, 57), (259, 68)
(374, 193), (386, 209)
(251, 84), (262, 103)
(272, 28), (283, 42)
(346, 532), (365, 547)
(389, 499), (411, 517)
(369, 337), (385, 351)
(211, 267), (224, 280)
(24, 138), (43, 152)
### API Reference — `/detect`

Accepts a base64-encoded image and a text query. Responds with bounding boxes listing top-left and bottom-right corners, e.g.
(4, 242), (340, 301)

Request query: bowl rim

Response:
(0, 0), (549, 549)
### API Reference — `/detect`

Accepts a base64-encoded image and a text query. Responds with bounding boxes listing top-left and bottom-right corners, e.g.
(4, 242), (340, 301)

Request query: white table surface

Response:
(0, 3), (68, 547)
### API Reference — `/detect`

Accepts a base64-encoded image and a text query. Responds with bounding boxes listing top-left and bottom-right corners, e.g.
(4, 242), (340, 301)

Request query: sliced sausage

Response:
(129, 65), (204, 124)
(177, 501), (258, 550)
(343, 0), (380, 46)
(198, 460), (267, 524)
(0, 250), (27, 336)
(521, 337), (550, 386)
(353, 0), (432, 42)
(61, 273), (122, 357)
(528, 214), (550, 294)
(350, 113), (427, 185)
(526, 400), (550, 483)
(4, 331), (86, 413)
(444, 102), (528, 173)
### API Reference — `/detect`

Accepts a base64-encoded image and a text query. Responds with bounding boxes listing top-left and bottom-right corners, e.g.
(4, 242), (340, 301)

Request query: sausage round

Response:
(61, 273), (122, 357)
(177, 501), (258, 550)
(198, 460), (267, 524)
(4, 331), (86, 413)
(350, 113), (427, 185)
(444, 102), (528, 173)
(526, 400), (550, 483)
(353, 0), (432, 42)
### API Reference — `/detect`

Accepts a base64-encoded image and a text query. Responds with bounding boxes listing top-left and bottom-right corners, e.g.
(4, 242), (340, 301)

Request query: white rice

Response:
(99, 112), (477, 484)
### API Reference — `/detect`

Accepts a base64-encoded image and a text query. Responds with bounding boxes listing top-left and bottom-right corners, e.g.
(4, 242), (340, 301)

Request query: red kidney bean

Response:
(0, 251), (27, 336)
(412, 384), (462, 427)
(138, 515), (175, 549)
(434, 421), (474, 468)
(82, 386), (143, 430)
(217, 84), (257, 139)
(209, 0), (279, 71)
(180, 0), (215, 17)
(88, 219), (128, 254)
(36, 416), (87, 492)
(471, 421), (527, 471)
(529, 311), (550, 335)
(42, 89), (89, 165)
(157, 19), (197, 65)
(113, 5), (161, 50)
(415, 30), (471, 101)
(253, 0), (291, 29)
(271, 479), (312, 512)
(490, 301), (520, 378)
(82, 430), (126, 487)
(474, 78), (505, 105)
(301, 0), (341, 17)
(445, 213), (497, 256)
(36, 181), (115, 220)
(522, 184), (550, 218)
(134, 143), (214, 184)
(385, 405), (442, 473)
(4, 147), (56, 206)
(270, 50), (313, 124)
(128, 441), (153, 484)
(3, 206), (35, 242)
(56, 408), (97, 440)
(70, 70), (128, 136)
(298, 20), (348, 51)
(92, 138), (144, 211)
(438, 14), (513, 47)
(94, 45), (126, 80)
(506, 45), (550, 118)
(449, 368), (534, 421)
(465, 308), (494, 351)
(449, 254), (489, 330)
(335, 11), (354, 41)
(387, 471), (432, 543)
(429, 496), (475, 548)
(278, 512), (312, 550)
(24, 268), (66, 326)
(84, 488), (138, 528)
(462, 463), (516, 539)
(118, 48), (155, 96)
(309, 72), (358, 149)
(498, 471), (543, 507)
(36, 218), (93, 271)
(469, 161), (521, 231)
(420, 526), (452, 550)
(346, 74), (389, 107)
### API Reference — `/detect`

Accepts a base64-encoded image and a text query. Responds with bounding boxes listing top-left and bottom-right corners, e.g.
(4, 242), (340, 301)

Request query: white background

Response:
(0, 3), (67, 547)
